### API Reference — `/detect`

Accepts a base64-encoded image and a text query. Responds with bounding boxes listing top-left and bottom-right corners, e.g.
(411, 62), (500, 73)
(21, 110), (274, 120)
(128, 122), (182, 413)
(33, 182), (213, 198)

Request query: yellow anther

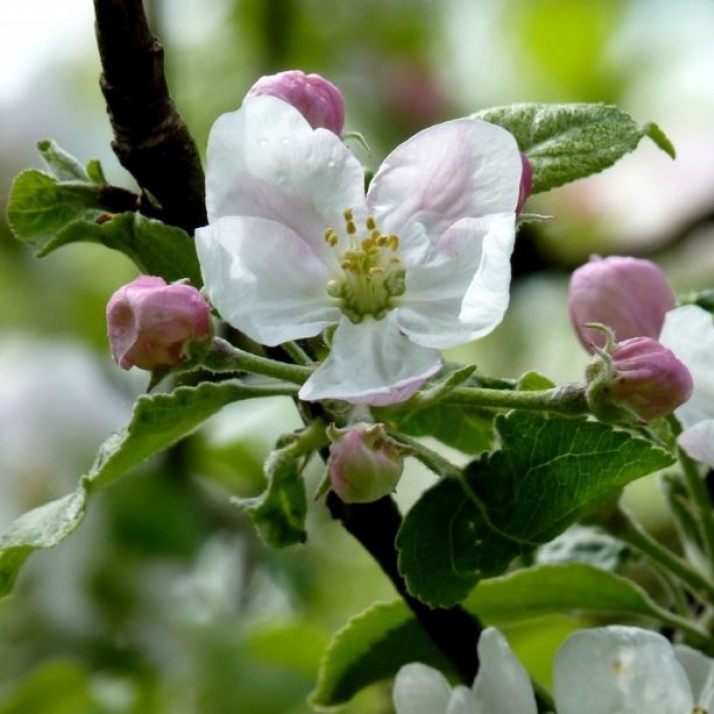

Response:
(366, 215), (376, 230)
(324, 228), (339, 246)
(388, 235), (399, 250)
(343, 208), (354, 222)
(346, 220), (357, 235)
(369, 266), (384, 275)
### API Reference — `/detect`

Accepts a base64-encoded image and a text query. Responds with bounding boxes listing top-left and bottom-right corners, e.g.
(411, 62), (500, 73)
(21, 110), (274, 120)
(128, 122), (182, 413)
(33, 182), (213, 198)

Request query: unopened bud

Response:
(107, 276), (212, 371)
(586, 334), (693, 424)
(516, 154), (533, 214)
(246, 70), (345, 135)
(569, 256), (676, 352)
(327, 423), (403, 503)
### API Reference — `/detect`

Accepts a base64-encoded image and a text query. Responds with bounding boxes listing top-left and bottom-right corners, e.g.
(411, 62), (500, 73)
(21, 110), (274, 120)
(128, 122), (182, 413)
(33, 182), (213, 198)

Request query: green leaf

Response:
(472, 103), (675, 194)
(397, 412), (673, 606)
(44, 212), (202, 286)
(0, 491), (86, 597)
(37, 139), (90, 181)
(235, 444), (308, 548)
(0, 380), (290, 600)
(6, 151), (201, 285)
(7, 170), (103, 248)
(310, 600), (449, 708)
(463, 562), (662, 622)
(86, 380), (284, 493)
(394, 404), (495, 455)
(311, 562), (669, 707)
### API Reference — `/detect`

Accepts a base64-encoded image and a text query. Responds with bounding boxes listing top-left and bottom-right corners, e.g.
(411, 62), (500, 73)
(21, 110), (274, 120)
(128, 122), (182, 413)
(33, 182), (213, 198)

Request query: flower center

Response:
(325, 209), (406, 323)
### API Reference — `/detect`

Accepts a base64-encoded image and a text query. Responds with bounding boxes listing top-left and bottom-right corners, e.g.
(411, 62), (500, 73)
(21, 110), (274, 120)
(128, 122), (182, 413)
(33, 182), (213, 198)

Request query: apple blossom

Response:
(245, 70), (345, 135)
(392, 627), (537, 714)
(554, 626), (714, 713)
(327, 422), (403, 503)
(195, 95), (523, 405)
(660, 304), (714, 466)
(569, 256), (676, 351)
(107, 276), (212, 370)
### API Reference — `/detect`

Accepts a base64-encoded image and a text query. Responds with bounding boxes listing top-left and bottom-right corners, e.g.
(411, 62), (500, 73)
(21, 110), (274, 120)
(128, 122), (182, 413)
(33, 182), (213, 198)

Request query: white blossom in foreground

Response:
(394, 625), (714, 713)
(392, 628), (537, 714)
(660, 304), (714, 467)
(196, 96), (523, 405)
(554, 626), (714, 714)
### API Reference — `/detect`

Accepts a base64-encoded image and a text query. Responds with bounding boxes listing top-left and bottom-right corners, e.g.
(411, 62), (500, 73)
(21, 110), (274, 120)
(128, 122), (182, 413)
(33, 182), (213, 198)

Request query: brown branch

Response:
(326, 491), (482, 684)
(93, 0), (207, 233)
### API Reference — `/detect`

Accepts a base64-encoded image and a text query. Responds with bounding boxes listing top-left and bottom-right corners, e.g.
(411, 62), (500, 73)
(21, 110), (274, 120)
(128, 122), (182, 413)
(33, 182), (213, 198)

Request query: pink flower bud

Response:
(245, 70), (345, 135)
(328, 423), (403, 504)
(107, 276), (212, 371)
(586, 336), (693, 423)
(569, 256), (676, 351)
(516, 154), (533, 214)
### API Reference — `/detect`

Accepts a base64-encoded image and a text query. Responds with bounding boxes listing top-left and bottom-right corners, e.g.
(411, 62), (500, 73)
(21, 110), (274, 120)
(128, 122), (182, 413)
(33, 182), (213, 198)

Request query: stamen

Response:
(324, 228), (339, 246)
(325, 211), (406, 319)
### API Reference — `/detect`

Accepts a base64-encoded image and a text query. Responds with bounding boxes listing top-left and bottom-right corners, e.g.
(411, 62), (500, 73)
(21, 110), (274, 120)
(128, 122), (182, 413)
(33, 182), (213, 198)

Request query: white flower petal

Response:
(674, 643), (714, 709)
(553, 626), (693, 714)
(367, 118), (521, 254)
(397, 214), (515, 349)
(660, 304), (714, 427)
(196, 216), (340, 345)
(446, 686), (480, 714)
(298, 314), (441, 405)
(471, 628), (537, 714)
(393, 663), (452, 714)
(205, 95), (366, 266)
(459, 213), (516, 330)
(678, 420), (714, 469)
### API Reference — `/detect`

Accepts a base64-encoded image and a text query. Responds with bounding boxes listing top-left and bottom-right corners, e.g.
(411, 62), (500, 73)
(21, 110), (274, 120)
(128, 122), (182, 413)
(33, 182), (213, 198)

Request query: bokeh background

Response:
(1, 0), (714, 711)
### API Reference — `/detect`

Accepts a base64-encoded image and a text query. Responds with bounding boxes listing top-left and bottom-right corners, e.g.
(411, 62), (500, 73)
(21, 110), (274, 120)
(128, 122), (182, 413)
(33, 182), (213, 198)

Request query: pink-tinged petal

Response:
(206, 96), (365, 265)
(459, 213), (516, 331)
(367, 118), (521, 254)
(554, 627), (693, 714)
(660, 305), (714, 428)
(397, 214), (515, 349)
(393, 663), (452, 714)
(299, 314), (441, 405)
(471, 628), (537, 714)
(196, 216), (340, 345)
(678, 421), (714, 469)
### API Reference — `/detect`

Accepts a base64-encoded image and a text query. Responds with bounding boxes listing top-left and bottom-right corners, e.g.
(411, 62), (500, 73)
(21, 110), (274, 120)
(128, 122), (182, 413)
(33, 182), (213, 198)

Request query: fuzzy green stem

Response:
(679, 446), (714, 579)
(203, 337), (313, 385)
(281, 340), (313, 366)
(604, 506), (714, 603)
(431, 383), (589, 416)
